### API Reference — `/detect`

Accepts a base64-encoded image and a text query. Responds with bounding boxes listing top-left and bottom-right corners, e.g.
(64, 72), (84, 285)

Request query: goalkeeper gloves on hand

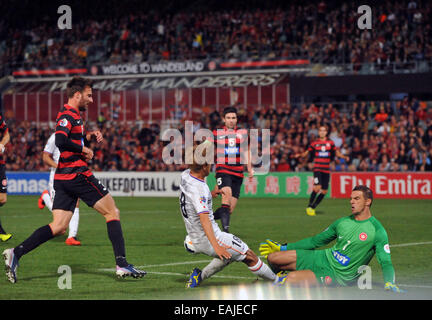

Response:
(384, 282), (406, 293)
(259, 239), (287, 258)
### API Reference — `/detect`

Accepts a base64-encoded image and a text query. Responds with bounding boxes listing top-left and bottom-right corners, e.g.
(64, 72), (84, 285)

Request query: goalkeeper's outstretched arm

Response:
(259, 219), (341, 258)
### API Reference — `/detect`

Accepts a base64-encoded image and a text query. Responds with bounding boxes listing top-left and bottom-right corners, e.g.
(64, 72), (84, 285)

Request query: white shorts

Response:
(194, 232), (249, 262)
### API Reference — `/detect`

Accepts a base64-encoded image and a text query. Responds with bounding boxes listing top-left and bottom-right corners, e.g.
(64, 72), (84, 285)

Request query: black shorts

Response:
(215, 172), (243, 199)
(313, 171), (330, 190)
(53, 174), (109, 212)
(0, 165), (6, 193)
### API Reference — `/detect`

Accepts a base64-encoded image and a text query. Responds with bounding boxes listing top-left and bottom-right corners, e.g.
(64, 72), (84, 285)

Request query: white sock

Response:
(43, 192), (53, 211)
(68, 207), (80, 238)
(201, 258), (230, 280)
(248, 259), (277, 281)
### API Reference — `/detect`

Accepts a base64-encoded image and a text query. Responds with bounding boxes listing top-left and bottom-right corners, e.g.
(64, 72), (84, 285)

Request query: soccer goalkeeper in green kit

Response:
(259, 185), (405, 292)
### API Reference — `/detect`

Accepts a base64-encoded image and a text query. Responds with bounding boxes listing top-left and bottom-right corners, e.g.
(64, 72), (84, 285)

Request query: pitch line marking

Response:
(390, 241), (432, 248)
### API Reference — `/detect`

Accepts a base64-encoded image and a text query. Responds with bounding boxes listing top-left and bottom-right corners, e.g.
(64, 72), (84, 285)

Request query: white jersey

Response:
(44, 133), (60, 194)
(44, 133), (60, 170)
(179, 169), (222, 245)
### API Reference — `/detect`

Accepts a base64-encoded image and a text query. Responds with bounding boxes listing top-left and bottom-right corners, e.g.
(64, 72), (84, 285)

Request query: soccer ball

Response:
(184, 235), (197, 254)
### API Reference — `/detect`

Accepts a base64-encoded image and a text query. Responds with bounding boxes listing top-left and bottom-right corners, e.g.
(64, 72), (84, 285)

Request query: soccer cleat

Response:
(3, 248), (19, 283)
(38, 190), (49, 209)
(116, 264), (146, 279)
(186, 268), (202, 288)
(0, 233), (12, 242)
(306, 207), (316, 216)
(65, 237), (81, 246)
(274, 271), (288, 286)
(384, 282), (406, 293)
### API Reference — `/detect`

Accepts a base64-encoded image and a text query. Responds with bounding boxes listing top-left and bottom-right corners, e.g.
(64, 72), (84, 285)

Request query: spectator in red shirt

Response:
(375, 105), (389, 123)
(276, 156), (290, 172)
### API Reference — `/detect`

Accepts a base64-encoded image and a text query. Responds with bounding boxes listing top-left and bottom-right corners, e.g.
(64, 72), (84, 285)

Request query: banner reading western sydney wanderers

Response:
(331, 172), (432, 199)
(206, 172), (316, 198)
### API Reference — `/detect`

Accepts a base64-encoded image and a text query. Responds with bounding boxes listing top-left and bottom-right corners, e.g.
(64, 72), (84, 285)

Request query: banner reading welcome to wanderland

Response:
(206, 172), (316, 198)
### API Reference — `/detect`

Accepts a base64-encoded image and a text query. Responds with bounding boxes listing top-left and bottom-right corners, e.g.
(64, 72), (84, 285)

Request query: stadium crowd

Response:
(1, 0), (431, 75)
(4, 98), (432, 173)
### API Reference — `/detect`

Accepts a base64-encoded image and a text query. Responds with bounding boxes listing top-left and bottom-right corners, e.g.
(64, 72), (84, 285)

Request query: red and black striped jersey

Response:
(54, 104), (91, 180)
(307, 139), (337, 173)
(209, 126), (248, 178)
(0, 114), (8, 165)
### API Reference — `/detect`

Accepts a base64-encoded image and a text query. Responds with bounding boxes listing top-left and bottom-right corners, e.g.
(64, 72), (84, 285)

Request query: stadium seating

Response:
(4, 99), (432, 172)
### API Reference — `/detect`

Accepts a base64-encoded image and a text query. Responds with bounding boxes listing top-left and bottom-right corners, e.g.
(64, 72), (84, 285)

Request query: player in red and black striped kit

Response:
(2, 77), (145, 283)
(209, 107), (253, 232)
(0, 113), (11, 242)
(295, 125), (349, 216)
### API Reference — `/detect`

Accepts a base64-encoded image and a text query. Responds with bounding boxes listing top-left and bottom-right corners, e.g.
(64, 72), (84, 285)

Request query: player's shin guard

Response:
(106, 220), (128, 267)
(13, 225), (54, 260)
(201, 258), (230, 280)
(248, 258), (276, 281)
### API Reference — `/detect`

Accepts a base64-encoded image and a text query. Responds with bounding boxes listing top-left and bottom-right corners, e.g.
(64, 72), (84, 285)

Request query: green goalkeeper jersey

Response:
(285, 215), (395, 285)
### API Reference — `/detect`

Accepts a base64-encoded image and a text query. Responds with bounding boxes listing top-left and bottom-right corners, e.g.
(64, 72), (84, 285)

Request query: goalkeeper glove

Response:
(384, 282), (406, 293)
(259, 239), (287, 258)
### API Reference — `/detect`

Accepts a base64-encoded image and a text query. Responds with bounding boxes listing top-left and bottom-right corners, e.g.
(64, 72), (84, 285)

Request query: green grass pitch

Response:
(0, 195), (431, 300)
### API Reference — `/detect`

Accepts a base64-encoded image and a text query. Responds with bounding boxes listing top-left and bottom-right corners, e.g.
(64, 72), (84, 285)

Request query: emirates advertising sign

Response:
(331, 172), (432, 199)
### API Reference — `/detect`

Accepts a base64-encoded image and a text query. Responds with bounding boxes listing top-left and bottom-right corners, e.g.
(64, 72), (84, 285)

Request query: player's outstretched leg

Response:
(2, 210), (71, 283)
(267, 250), (317, 287)
(243, 249), (279, 282)
(93, 194), (146, 279)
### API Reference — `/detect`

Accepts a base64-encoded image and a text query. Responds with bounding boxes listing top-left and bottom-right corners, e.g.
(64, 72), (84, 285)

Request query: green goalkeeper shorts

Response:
(295, 249), (339, 287)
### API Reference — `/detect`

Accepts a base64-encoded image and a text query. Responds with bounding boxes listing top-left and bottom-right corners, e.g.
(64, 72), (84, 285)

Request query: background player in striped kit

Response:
(295, 125), (349, 216)
(210, 107), (253, 232)
(38, 131), (100, 246)
(0, 113), (11, 242)
(3, 77), (145, 283)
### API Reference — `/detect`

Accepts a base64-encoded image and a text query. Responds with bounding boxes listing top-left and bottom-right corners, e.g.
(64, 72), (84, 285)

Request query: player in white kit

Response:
(38, 133), (81, 246)
(180, 144), (286, 287)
